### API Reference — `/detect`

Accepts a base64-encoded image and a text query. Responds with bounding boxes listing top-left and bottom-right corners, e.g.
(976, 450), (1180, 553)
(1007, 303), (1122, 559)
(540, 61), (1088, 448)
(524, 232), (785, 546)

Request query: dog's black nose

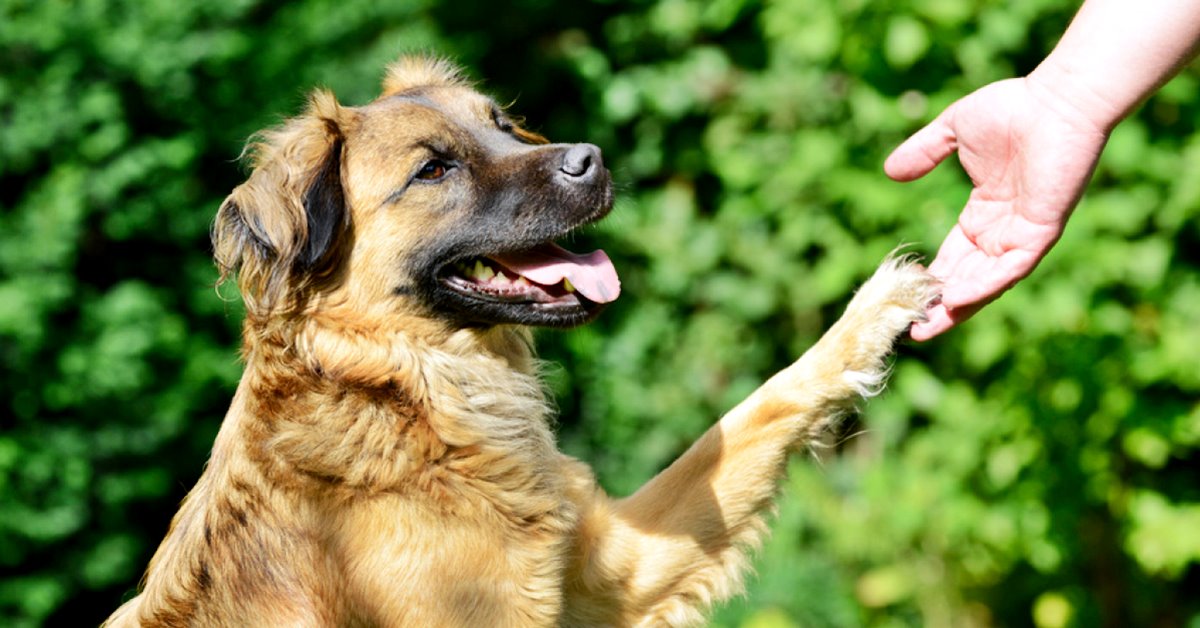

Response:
(559, 144), (602, 179)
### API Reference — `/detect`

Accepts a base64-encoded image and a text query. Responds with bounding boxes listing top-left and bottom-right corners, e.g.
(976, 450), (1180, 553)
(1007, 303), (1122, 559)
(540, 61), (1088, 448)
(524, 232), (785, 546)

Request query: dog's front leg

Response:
(562, 257), (937, 627)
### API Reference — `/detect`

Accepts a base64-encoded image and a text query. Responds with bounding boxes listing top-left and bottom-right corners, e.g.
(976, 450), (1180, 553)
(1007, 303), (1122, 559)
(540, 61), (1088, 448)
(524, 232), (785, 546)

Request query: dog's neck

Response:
(217, 316), (558, 504)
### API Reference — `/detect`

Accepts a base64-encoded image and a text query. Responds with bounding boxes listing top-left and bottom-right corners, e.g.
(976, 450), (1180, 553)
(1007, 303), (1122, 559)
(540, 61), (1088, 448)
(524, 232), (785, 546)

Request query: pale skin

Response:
(885, 0), (1200, 340)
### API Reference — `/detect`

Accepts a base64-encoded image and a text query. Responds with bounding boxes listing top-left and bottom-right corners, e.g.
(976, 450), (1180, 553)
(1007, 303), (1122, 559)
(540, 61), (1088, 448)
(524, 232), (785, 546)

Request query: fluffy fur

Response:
(105, 57), (938, 627)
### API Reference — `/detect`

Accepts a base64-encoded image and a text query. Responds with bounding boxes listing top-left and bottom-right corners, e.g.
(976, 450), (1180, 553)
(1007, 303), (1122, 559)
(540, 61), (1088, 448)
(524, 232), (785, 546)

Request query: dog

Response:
(105, 56), (937, 627)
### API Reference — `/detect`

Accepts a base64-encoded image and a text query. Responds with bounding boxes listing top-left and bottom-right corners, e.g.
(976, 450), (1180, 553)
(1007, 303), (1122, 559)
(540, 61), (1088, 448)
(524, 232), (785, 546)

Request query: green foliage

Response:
(2, 0), (1198, 625)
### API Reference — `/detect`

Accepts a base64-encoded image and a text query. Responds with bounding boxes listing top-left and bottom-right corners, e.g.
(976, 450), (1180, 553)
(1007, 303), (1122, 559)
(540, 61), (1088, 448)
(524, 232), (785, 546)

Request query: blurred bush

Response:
(2, 0), (1197, 626)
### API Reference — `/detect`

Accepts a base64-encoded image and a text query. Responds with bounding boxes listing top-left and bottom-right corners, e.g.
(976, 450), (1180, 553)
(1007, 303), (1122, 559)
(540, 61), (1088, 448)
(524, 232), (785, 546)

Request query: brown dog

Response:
(105, 56), (936, 627)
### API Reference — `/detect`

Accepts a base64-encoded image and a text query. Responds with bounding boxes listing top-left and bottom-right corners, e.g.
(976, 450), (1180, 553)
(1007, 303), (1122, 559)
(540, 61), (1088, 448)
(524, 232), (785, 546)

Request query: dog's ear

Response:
(213, 89), (352, 316)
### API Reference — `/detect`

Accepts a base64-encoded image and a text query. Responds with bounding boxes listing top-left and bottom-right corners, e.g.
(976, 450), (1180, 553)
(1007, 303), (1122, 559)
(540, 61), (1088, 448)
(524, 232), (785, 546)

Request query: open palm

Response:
(885, 77), (1110, 340)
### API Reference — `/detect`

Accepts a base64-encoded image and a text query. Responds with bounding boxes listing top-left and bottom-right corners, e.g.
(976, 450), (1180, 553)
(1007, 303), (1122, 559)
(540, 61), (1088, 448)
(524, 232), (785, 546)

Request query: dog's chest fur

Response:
(145, 325), (587, 626)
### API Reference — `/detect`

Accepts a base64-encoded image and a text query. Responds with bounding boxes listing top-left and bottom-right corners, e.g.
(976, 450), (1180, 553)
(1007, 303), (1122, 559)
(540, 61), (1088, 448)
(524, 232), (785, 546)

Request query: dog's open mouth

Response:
(441, 243), (620, 310)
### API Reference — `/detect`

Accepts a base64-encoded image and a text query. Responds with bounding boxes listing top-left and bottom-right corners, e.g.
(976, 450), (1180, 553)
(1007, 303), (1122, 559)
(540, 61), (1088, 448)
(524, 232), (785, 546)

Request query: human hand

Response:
(885, 77), (1111, 340)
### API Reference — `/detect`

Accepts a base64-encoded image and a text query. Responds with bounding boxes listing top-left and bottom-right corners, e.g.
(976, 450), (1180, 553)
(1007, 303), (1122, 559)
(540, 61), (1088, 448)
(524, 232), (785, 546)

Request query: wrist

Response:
(1026, 57), (1126, 134)
(1024, 0), (1200, 135)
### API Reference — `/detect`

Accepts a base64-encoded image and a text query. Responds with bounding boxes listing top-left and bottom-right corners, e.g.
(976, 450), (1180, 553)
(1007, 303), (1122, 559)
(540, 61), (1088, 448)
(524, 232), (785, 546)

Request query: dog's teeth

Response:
(513, 276), (530, 287)
(480, 265), (495, 281)
(563, 278), (575, 293)
(494, 271), (511, 285)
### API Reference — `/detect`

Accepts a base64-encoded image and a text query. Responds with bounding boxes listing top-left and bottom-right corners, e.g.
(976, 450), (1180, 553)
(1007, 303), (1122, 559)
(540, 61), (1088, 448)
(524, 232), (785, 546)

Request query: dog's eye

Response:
(491, 108), (514, 133)
(416, 160), (452, 181)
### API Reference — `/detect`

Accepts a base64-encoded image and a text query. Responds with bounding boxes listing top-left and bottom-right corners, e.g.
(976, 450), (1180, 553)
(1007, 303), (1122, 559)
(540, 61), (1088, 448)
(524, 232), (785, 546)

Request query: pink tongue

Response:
(491, 244), (621, 304)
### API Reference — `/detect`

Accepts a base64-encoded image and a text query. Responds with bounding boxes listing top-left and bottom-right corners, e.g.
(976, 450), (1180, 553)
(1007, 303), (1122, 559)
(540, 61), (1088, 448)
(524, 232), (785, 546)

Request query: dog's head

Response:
(213, 56), (618, 330)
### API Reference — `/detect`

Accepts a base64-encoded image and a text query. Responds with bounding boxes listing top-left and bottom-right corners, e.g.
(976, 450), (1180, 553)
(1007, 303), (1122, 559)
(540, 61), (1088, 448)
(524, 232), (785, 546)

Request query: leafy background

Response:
(2, 0), (1198, 626)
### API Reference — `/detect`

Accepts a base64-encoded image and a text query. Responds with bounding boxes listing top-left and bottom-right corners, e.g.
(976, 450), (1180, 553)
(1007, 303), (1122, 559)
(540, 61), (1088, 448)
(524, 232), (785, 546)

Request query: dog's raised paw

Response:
(845, 253), (940, 336)
(803, 253), (938, 397)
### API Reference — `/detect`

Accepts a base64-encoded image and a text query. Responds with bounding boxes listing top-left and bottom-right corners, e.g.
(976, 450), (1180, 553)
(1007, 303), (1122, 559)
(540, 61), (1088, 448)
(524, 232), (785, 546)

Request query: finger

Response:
(909, 302), (954, 341)
(941, 248), (1039, 309)
(923, 224), (975, 284)
(884, 108), (959, 182)
(922, 224), (1016, 308)
(909, 300), (984, 341)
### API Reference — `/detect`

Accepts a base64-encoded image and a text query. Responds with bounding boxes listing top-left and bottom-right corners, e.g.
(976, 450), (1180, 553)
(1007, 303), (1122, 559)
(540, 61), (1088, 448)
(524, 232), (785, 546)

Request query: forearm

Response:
(1029, 0), (1200, 132)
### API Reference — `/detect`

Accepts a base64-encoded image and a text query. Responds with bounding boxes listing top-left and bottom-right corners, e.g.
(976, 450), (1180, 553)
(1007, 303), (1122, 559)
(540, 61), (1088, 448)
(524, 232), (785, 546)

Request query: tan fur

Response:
(106, 57), (938, 627)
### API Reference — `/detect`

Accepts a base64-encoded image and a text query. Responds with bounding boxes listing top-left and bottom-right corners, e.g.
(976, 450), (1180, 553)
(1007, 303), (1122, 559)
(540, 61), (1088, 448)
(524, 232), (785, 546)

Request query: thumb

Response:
(884, 107), (958, 182)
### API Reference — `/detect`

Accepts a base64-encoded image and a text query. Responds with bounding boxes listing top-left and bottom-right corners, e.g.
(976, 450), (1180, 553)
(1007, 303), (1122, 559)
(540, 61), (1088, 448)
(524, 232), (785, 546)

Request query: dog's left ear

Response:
(213, 90), (354, 317)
